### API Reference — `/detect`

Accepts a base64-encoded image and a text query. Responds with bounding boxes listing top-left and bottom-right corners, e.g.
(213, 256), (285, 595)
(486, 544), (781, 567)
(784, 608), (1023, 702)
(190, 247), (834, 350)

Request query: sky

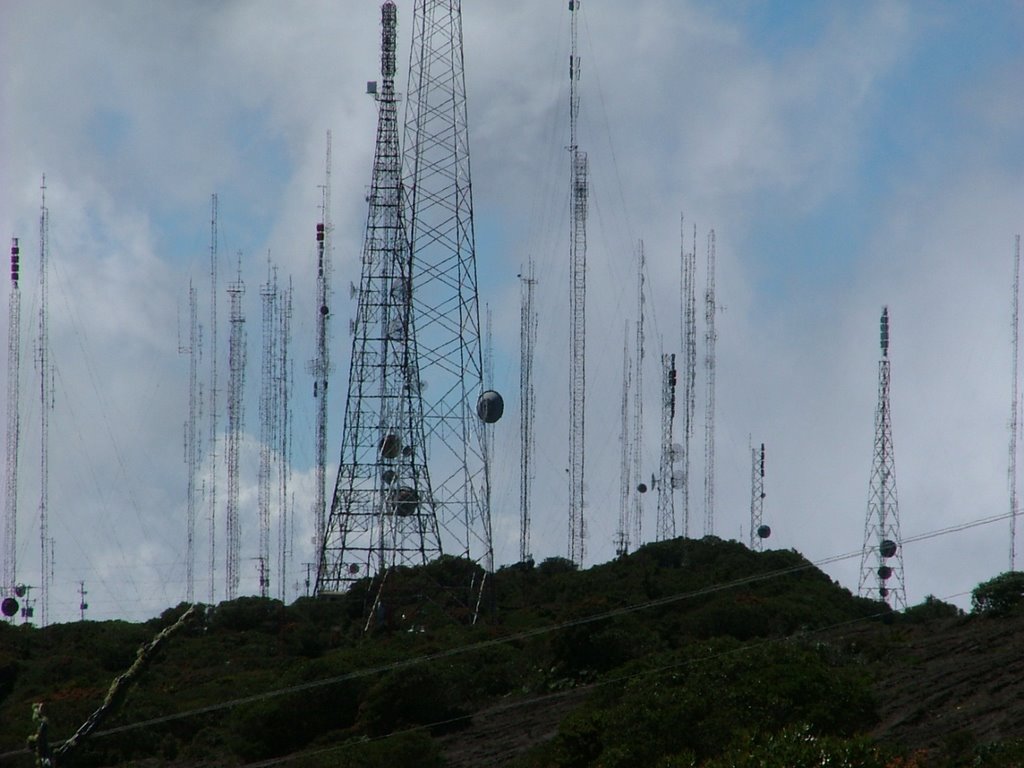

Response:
(1, 0), (1023, 624)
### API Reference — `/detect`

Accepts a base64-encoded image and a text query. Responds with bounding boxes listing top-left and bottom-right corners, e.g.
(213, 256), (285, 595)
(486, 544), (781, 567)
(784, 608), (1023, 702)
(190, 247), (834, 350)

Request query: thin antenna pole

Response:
(1011, 234), (1021, 570)
(208, 193), (219, 605)
(519, 262), (537, 563)
(37, 176), (53, 627)
(567, 0), (589, 566)
(4, 238), (22, 604)
(703, 230), (717, 536)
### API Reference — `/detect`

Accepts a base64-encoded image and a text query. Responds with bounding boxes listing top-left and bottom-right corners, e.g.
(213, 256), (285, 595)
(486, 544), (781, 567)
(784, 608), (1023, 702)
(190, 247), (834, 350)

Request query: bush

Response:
(971, 572), (1024, 616)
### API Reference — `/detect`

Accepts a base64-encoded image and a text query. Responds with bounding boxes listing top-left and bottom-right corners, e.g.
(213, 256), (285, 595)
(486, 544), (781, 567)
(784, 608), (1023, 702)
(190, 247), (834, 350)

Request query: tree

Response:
(971, 572), (1024, 616)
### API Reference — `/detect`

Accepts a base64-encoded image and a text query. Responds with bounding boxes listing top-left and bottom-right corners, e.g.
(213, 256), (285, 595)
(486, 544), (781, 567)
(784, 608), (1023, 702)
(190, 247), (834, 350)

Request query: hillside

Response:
(0, 537), (1022, 767)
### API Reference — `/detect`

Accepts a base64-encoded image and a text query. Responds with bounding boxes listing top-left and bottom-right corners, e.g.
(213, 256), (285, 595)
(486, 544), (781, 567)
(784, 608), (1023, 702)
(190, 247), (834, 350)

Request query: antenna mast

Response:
(703, 229), (717, 536)
(3, 238), (22, 605)
(859, 307), (906, 609)
(630, 243), (646, 549)
(278, 278), (293, 601)
(258, 261), (278, 598)
(1011, 234), (1021, 571)
(225, 254), (246, 600)
(179, 280), (202, 603)
(680, 220), (697, 537)
(567, 0), (589, 566)
(37, 177), (53, 626)
(309, 133), (333, 565)
(615, 323), (631, 556)
(318, 1), (440, 593)
(400, 0), (497, 576)
(656, 353), (677, 541)
(749, 441), (768, 550)
(519, 262), (537, 563)
(207, 193), (219, 604)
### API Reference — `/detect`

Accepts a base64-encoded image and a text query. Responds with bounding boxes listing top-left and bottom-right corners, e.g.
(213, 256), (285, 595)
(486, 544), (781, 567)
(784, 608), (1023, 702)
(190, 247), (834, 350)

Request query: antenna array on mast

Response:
(567, 0), (589, 567)
(749, 442), (768, 551)
(656, 353), (677, 541)
(225, 255), (246, 600)
(703, 230), (717, 537)
(3, 237), (22, 608)
(37, 177), (54, 627)
(859, 307), (906, 609)
(519, 262), (537, 564)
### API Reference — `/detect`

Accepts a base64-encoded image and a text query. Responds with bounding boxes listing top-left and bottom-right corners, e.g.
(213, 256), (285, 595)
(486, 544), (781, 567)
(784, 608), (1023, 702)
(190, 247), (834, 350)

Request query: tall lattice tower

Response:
(257, 262), (279, 597)
(519, 262), (537, 563)
(3, 238), (21, 606)
(225, 255), (246, 600)
(309, 135), (333, 565)
(1010, 234), (1021, 571)
(859, 307), (906, 609)
(749, 442), (768, 551)
(401, 0), (495, 572)
(615, 323), (632, 557)
(207, 194), (219, 605)
(629, 245), (648, 550)
(703, 229), (717, 537)
(565, 0), (589, 566)
(317, 1), (440, 593)
(656, 353), (677, 541)
(680, 220), (697, 538)
(277, 278), (294, 602)
(37, 178), (54, 626)
(179, 280), (202, 603)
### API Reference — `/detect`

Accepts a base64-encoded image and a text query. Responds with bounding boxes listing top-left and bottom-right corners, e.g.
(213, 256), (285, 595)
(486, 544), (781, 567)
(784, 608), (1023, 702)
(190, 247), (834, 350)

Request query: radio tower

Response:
(566, 0), (589, 566)
(1010, 234), (1021, 571)
(3, 238), (21, 603)
(37, 177), (54, 626)
(859, 307), (906, 609)
(656, 353), (677, 541)
(401, 0), (497, 573)
(615, 324), (631, 556)
(680, 220), (697, 538)
(207, 194), (219, 604)
(179, 280), (202, 603)
(258, 262), (278, 597)
(519, 261), (537, 563)
(309, 134), (333, 564)
(278, 278), (293, 601)
(749, 441), (768, 551)
(703, 229), (717, 537)
(317, 1), (440, 593)
(630, 244), (647, 550)
(225, 255), (246, 600)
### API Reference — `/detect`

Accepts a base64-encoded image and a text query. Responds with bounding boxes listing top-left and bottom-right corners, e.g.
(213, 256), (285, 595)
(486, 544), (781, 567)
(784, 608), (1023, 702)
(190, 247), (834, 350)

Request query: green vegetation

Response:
(0, 538), (1016, 767)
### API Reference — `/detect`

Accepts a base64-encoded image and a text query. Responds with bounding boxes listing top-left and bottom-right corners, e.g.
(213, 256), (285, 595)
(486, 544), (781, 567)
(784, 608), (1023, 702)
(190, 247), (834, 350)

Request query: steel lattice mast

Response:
(309, 135), (333, 566)
(317, 1), (440, 593)
(225, 256), (246, 600)
(258, 263), (278, 597)
(207, 194), (219, 604)
(179, 281), (202, 603)
(567, 0), (589, 566)
(703, 229), (716, 537)
(37, 178), (53, 626)
(3, 238), (21, 604)
(401, 0), (493, 572)
(859, 307), (906, 609)
(1010, 234), (1021, 571)
(680, 220), (697, 538)
(615, 323), (631, 556)
(630, 243), (647, 550)
(278, 278), (293, 601)
(749, 441), (767, 551)
(519, 262), (537, 563)
(656, 353), (677, 541)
